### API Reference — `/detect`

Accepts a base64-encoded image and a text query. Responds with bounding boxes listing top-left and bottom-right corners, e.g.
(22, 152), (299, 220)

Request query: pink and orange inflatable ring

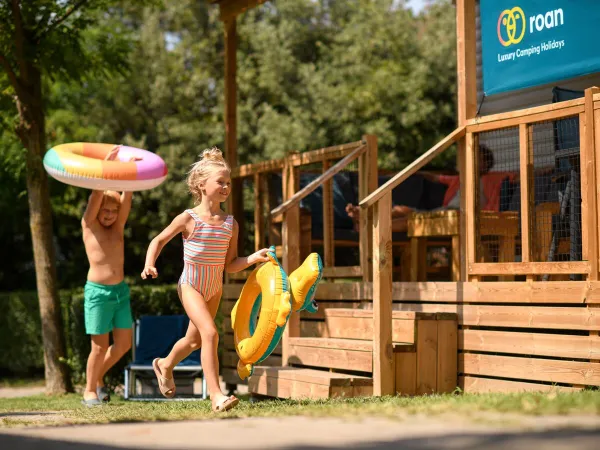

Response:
(43, 143), (168, 191)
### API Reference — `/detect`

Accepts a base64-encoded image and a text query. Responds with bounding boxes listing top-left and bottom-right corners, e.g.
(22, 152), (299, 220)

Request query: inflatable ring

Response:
(232, 247), (292, 380)
(231, 247), (323, 380)
(43, 143), (168, 191)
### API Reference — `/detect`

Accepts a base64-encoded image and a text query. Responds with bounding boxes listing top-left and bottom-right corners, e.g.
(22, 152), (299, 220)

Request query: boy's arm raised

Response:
(116, 191), (133, 229)
(141, 213), (188, 279)
(224, 220), (269, 273)
(82, 146), (123, 227)
(115, 157), (139, 229)
(82, 191), (104, 227)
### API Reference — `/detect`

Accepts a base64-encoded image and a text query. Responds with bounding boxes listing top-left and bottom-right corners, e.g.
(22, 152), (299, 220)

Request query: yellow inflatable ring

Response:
(231, 247), (291, 379)
(231, 247), (323, 380)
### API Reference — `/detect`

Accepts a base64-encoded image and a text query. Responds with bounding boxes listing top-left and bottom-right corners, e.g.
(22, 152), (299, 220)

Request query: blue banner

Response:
(481, 0), (600, 95)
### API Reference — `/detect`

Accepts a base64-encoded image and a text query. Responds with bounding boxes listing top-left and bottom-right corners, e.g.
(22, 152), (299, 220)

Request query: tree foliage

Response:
(0, 0), (457, 291)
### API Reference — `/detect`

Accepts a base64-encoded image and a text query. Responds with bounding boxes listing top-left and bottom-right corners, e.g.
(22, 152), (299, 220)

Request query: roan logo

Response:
(529, 8), (564, 33)
(498, 6), (564, 47)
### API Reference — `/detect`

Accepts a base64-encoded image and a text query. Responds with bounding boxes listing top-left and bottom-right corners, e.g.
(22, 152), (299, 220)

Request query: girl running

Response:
(142, 147), (268, 412)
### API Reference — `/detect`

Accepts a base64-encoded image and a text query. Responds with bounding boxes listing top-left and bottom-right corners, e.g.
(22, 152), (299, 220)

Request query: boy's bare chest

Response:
(83, 226), (124, 254)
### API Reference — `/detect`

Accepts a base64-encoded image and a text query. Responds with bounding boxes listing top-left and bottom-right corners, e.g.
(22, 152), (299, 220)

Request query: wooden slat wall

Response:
(220, 288), (248, 388)
(237, 279), (599, 390)
(303, 280), (600, 392)
(222, 278), (600, 391)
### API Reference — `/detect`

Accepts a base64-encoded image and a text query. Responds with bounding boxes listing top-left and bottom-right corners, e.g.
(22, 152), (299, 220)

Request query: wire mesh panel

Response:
(530, 118), (581, 266)
(476, 127), (521, 263)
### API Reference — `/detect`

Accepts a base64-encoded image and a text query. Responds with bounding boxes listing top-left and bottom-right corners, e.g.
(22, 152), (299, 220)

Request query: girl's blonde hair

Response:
(187, 147), (231, 204)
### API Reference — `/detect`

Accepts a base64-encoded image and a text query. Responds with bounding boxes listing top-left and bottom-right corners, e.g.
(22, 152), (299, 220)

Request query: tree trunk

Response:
(17, 67), (72, 394)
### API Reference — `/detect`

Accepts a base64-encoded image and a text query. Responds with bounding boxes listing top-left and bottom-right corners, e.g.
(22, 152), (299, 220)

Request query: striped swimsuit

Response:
(178, 209), (233, 300)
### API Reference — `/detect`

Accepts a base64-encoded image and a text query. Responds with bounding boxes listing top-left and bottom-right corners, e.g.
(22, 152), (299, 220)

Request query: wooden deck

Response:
(222, 281), (458, 398)
(221, 280), (600, 396)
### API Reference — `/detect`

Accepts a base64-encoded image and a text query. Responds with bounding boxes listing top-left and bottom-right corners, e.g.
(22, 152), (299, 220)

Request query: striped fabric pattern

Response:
(178, 209), (233, 300)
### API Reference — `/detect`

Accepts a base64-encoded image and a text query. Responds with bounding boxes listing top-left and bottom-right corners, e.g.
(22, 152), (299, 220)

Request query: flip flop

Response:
(213, 395), (239, 413)
(96, 386), (110, 402)
(152, 358), (176, 398)
(81, 398), (103, 407)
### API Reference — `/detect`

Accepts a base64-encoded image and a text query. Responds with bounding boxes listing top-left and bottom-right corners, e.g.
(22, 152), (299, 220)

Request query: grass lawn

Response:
(1, 390), (600, 428)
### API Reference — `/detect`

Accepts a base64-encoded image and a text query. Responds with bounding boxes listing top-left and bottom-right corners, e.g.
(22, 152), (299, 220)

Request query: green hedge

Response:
(0, 284), (224, 387)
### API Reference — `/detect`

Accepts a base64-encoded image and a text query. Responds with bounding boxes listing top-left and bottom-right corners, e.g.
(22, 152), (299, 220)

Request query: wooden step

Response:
(248, 366), (373, 399)
(322, 308), (457, 343)
(288, 337), (414, 372)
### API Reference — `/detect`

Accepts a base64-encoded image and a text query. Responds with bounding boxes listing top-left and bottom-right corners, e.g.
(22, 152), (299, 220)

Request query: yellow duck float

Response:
(231, 246), (323, 379)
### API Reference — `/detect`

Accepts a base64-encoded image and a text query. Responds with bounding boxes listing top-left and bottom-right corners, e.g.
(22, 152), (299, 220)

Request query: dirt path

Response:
(0, 386), (45, 399)
(1, 414), (600, 450)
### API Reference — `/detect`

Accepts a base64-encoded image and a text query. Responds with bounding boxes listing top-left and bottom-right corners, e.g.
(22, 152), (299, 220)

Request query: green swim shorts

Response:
(84, 281), (133, 335)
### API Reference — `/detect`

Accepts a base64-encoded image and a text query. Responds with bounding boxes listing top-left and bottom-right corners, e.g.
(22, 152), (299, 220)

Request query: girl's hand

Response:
(141, 266), (158, 279)
(250, 248), (270, 264)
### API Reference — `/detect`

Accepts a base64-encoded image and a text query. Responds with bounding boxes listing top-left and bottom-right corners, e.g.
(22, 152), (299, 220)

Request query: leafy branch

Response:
(36, 0), (91, 42)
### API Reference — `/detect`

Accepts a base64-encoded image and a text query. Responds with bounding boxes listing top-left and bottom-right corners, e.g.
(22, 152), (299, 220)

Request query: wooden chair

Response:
(407, 209), (520, 281)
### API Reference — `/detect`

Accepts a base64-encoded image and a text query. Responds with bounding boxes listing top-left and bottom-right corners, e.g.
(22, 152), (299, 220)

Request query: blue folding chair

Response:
(124, 315), (207, 400)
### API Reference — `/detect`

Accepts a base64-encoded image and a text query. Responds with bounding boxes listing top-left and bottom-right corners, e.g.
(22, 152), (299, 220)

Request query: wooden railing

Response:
(271, 143), (367, 218)
(360, 126), (466, 208)
(359, 127), (466, 396)
(229, 136), (378, 367)
(230, 137), (376, 271)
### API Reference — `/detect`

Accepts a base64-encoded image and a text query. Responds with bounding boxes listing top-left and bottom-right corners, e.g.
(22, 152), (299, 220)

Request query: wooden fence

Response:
(360, 88), (600, 394)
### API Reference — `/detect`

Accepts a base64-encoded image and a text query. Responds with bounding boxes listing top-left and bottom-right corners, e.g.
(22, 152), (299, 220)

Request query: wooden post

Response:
(451, 235), (460, 281)
(580, 113), (589, 263)
(583, 88), (599, 281)
(465, 132), (478, 280)
(360, 135), (378, 282)
(224, 18), (237, 166)
(254, 173), (264, 252)
(456, 0), (478, 124)
(373, 192), (394, 396)
(266, 174), (280, 248)
(224, 18), (244, 247)
(456, 0), (478, 281)
(322, 159), (334, 268)
(410, 237), (427, 282)
(261, 174), (272, 247)
(595, 93), (600, 277)
(519, 124), (534, 281)
(282, 158), (301, 366)
(591, 88), (600, 364)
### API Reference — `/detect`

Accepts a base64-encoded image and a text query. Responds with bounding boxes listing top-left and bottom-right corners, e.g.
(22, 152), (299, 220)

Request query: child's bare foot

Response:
(212, 392), (239, 413)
